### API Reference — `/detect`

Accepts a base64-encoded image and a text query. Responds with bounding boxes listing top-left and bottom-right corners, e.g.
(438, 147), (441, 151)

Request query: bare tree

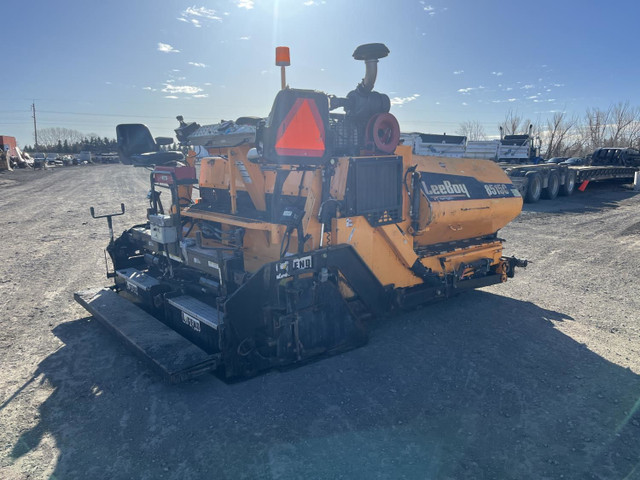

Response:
(609, 101), (639, 147)
(456, 120), (487, 141)
(580, 106), (611, 152)
(36, 127), (86, 147)
(541, 111), (577, 158)
(499, 109), (540, 139)
(500, 110), (523, 136)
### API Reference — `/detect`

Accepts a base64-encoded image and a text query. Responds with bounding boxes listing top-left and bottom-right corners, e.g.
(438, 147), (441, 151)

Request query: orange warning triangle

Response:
(275, 98), (325, 157)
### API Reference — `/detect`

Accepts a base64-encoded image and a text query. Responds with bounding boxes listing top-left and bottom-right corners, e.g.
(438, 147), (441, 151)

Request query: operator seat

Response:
(116, 123), (184, 166)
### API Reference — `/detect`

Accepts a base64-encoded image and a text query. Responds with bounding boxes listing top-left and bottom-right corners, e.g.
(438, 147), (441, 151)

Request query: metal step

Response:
(74, 288), (219, 383)
(167, 295), (223, 330)
(116, 268), (160, 292)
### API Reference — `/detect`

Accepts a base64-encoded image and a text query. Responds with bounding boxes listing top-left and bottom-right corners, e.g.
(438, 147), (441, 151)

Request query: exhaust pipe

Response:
(361, 59), (378, 93)
(353, 43), (389, 93)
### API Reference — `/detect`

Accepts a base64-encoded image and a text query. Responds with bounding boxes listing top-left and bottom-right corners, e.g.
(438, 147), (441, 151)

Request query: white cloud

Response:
(435, 101), (440, 105)
(508, 98), (516, 102)
(193, 94), (209, 98)
(162, 84), (203, 95)
(178, 6), (221, 27)
(505, 87), (513, 91)
(390, 94), (420, 106)
(553, 83), (564, 87)
(527, 95), (538, 100)
(235, 0), (254, 9)
(182, 6), (222, 21)
(158, 43), (180, 53)
(492, 71), (503, 76)
(521, 84), (534, 89)
(458, 87), (475, 94)
(188, 62), (207, 68)
(303, 0), (317, 5)
(239, 36), (251, 40)
(165, 96), (179, 99)
(461, 102), (468, 106)
(142, 86), (157, 91)
(453, 70), (464, 75)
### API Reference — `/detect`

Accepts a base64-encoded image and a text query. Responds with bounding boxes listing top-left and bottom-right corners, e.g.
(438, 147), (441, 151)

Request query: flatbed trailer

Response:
(502, 163), (637, 203)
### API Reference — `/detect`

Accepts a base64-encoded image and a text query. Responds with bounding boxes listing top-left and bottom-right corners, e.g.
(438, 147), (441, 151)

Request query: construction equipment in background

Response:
(76, 43), (527, 383)
(0, 136), (17, 170)
(589, 147), (640, 167)
(402, 127), (542, 163)
(0, 136), (35, 169)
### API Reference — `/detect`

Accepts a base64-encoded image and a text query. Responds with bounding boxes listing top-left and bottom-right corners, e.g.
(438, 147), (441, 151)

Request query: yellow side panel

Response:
(333, 217), (421, 288)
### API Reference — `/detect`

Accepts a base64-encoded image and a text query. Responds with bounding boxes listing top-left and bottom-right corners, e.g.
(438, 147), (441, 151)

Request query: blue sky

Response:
(2, 0), (639, 147)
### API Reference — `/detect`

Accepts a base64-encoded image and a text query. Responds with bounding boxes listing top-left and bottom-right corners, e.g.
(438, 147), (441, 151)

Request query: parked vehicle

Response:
(45, 153), (62, 166)
(561, 157), (585, 166)
(79, 151), (92, 163)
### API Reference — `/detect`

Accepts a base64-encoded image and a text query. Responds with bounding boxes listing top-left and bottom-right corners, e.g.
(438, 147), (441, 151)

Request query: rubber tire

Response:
(524, 172), (542, 203)
(560, 170), (576, 196)
(542, 171), (560, 200)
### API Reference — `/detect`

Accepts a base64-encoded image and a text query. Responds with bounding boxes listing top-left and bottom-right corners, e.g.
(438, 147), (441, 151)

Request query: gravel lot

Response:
(1, 164), (639, 479)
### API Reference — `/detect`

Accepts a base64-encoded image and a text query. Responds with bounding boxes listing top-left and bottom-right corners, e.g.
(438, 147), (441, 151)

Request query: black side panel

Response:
(344, 156), (403, 226)
(221, 245), (388, 377)
(224, 244), (387, 338)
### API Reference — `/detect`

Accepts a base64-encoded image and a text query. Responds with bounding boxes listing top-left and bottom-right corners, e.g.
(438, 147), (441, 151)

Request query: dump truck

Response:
(76, 43), (527, 382)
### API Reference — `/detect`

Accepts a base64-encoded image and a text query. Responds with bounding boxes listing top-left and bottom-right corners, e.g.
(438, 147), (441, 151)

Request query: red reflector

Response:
(275, 98), (325, 157)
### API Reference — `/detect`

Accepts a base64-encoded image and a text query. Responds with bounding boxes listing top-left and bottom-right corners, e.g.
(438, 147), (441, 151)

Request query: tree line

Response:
(458, 101), (640, 158)
(21, 128), (118, 154)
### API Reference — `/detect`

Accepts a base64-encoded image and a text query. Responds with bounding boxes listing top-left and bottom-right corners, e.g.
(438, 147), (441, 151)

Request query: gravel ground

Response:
(0, 164), (639, 480)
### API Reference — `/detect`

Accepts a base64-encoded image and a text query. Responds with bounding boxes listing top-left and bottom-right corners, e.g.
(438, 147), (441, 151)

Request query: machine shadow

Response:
(9, 291), (640, 480)
(521, 182), (639, 214)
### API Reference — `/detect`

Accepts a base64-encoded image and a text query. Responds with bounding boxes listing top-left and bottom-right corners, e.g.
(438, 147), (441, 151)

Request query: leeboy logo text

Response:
(422, 180), (471, 198)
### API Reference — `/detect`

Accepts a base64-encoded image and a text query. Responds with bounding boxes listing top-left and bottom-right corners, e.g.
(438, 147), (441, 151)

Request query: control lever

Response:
(90, 203), (126, 245)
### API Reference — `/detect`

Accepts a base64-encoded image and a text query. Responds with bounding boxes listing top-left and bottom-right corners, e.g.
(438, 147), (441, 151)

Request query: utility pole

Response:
(31, 102), (38, 150)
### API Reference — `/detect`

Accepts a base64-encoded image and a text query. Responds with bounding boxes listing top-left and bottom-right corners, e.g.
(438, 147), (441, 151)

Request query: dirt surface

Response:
(1, 165), (639, 479)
